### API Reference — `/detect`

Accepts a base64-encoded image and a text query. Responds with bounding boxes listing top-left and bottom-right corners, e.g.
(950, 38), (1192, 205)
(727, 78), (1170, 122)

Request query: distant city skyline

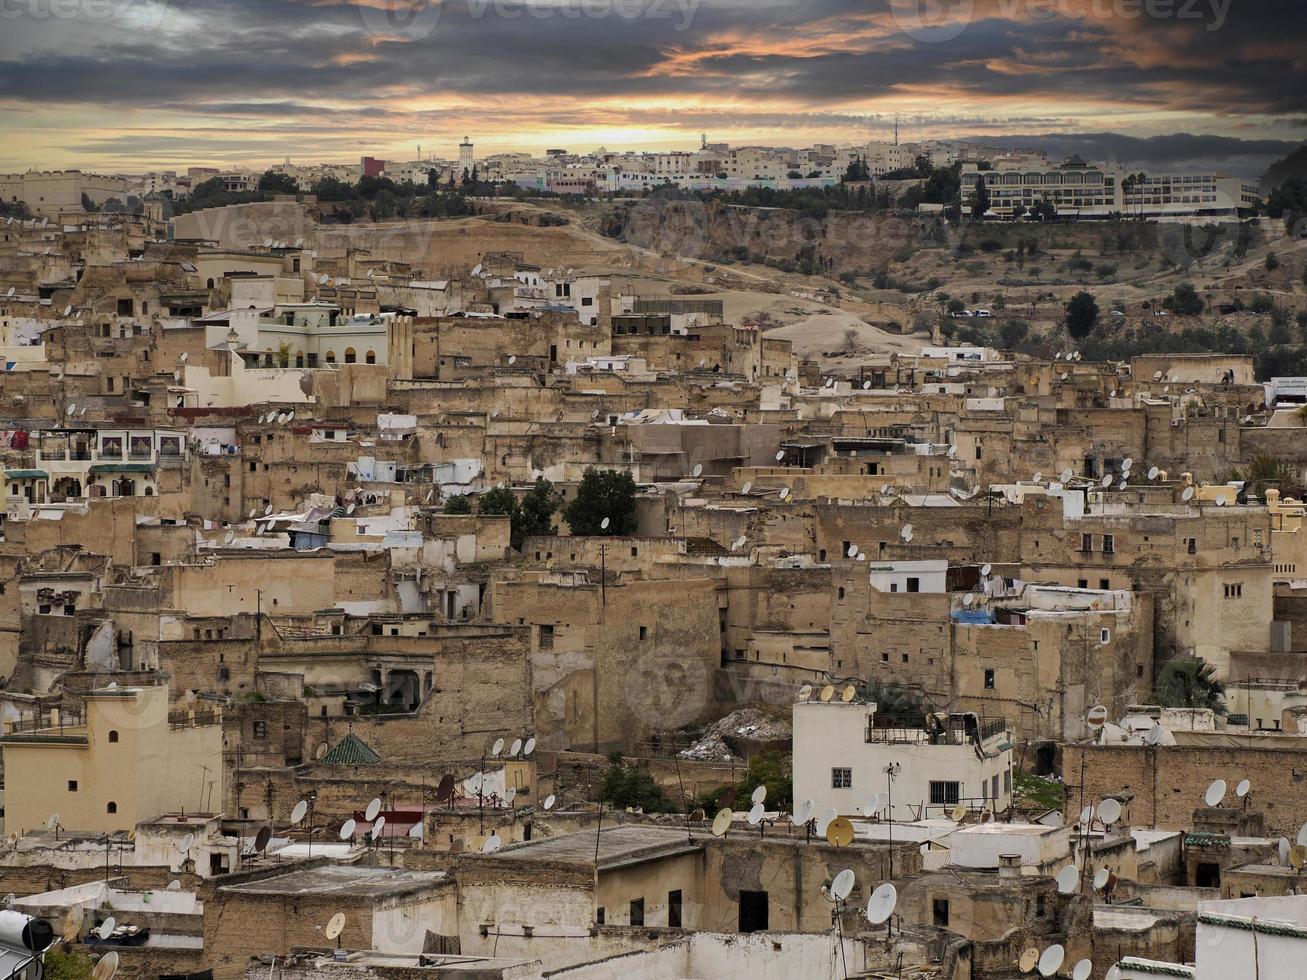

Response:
(0, 0), (1303, 176)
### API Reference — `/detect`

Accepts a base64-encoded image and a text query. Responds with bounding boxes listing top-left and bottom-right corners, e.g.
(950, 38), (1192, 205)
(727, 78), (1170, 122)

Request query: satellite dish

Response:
(1038, 944), (1065, 978)
(61, 913), (80, 942)
(1297, 821), (1307, 848)
(792, 800), (815, 826)
(91, 951), (119, 980)
(1055, 865), (1079, 895)
(4, 287), (12, 298)
(1079, 805), (1094, 826)
(981, 563), (992, 577)
(524, 736), (536, 756)
(491, 738), (505, 757)
(856, 552), (866, 562)
(1148, 466), (1159, 480)
(1072, 960), (1093, 980)
(861, 795), (882, 817)
(178, 833), (194, 854)
(950, 802), (968, 822)
(47, 813), (60, 831)
(826, 817), (855, 847)
(264, 504), (273, 515)
(167, 878), (182, 892)
(1205, 779), (1227, 807)
(339, 819), (356, 840)
(509, 355), (517, 365)
(733, 535), (747, 551)
(815, 808), (838, 836)
(963, 594), (974, 606)
(1101, 473), (1113, 488)
(712, 808), (733, 837)
(324, 912), (346, 941)
(63, 305), (72, 316)
(1055, 352), (1063, 360)
(544, 794), (556, 810)
(509, 738), (523, 758)
(841, 684), (856, 703)
(248, 508), (257, 518)
(1093, 867), (1110, 890)
(796, 685), (814, 704)
(901, 523), (914, 539)
(1154, 371), (1163, 381)
(1019, 948), (1040, 974)
(254, 825), (272, 852)
(1060, 373), (1067, 381)
(1098, 798), (1121, 825)
(1086, 704), (1107, 730)
(409, 822), (424, 840)
(1291, 845), (1307, 870)
(435, 774), (456, 803)
(1236, 779), (1251, 798)
(865, 883), (897, 925)
(847, 544), (859, 558)
(1060, 469), (1073, 483)
(751, 785), (767, 805)
(1145, 723), (1166, 746)
(747, 802), (765, 826)
(1123, 457), (1134, 470)
(741, 481), (753, 495)
(371, 816), (386, 840)
(902, 530), (913, 543)
(66, 402), (77, 415)
(692, 463), (704, 478)
(775, 450), (785, 462)
(365, 798), (382, 822)
(863, 380), (871, 390)
(600, 517), (611, 531)
(819, 685), (835, 703)
(97, 917), (116, 941)
(346, 503), (356, 515)
(223, 530), (235, 546)
(780, 487), (791, 500)
(831, 869), (856, 901)
(1182, 486), (1195, 502)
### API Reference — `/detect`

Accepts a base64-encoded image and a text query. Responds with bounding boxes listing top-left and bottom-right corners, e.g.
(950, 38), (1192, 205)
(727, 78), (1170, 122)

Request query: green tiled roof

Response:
(4, 470), (48, 480)
(319, 731), (381, 765)
(89, 463), (155, 474)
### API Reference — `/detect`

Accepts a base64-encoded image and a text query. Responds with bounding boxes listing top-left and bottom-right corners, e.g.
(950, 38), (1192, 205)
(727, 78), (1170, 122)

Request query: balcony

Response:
(866, 713), (1007, 747)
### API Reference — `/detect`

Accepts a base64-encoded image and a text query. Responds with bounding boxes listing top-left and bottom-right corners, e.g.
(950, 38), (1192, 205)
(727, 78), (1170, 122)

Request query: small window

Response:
(1102, 534), (1114, 555)
(108, 730), (119, 743)
(1081, 533), (1093, 553)
(831, 767), (852, 789)
(929, 780), (960, 805)
(253, 720), (268, 739)
(984, 668), (995, 689)
(933, 897), (950, 926)
(107, 802), (117, 814)
(668, 889), (683, 928)
(68, 780), (78, 792)
(539, 625), (554, 649)
(639, 626), (648, 641)
(906, 577), (920, 593)
(629, 898), (644, 927)
(1100, 628), (1111, 644)
(596, 907), (605, 925)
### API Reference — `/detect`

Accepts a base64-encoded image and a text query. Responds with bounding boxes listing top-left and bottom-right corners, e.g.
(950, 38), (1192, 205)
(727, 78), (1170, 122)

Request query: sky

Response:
(0, 0), (1304, 177)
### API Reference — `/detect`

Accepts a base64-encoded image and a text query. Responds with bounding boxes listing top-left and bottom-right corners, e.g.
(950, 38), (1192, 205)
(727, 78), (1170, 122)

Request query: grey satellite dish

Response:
(1182, 486), (1195, 502)
(1123, 457), (1133, 470)
(903, 529), (913, 542)
(1037, 944), (1065, 978)
(365, 798), (382, 822)
(1033, 472), (1043, 484)
(543, 794), (556, 810)
(1100, 473), (1113, 488)
(693, 463), (704, 478)
(600, 517), (611, 530)
(1098, 798), (1121, 825)
(860, 795), (882, 817)
(901, 523), (914, 539)
(223, 530), (235, 545)
(1296, 821), (1307, 848)
(1205, 779), (1227, 807)
(509, 355), (517, 365)
(290, 800), (308, 824)
(815, 807), (838, 836)
(963, 594), (974, 606)
(1215, 495), (1227, 507)
(4, 287), (13, 298)
(1060, 468), (1073, 483)
(482, 834), (502, 854)
(1054, 865), (1079, 895)
(339, 819), (356, 840)
(865, 883), (897, 925)
(863, 380), (871, 389)
(264, 504), (272, 515)
(830, 869), (855, 901)
(63, 305), (72, 316)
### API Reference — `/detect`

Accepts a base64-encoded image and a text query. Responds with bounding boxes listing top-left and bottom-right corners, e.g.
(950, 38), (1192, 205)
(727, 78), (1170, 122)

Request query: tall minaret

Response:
(894, 116), (899, 147)
(459, 136), (474, 174)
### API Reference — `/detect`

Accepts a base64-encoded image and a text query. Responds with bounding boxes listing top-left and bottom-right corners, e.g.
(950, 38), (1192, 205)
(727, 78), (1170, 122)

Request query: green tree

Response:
(564, 468), (637, 536)
(1065, 290), (1099, 340)
(442, 494), (472, 515)
(968, 174), (991, 219)
(258, 170), (300, 194)
(863, 678), (928, 725)
(600, 753), (675, 811)
(518, 478), (560, 543)
(1155, 660), (1227, 717)
(736, 749), (792, 808)
(1166, 282), (1205, 316)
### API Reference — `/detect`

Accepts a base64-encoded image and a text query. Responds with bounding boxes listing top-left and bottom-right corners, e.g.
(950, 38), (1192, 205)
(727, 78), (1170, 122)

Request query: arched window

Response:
(106, 802), (117, 814)
(144, 486), (154, 496)
(108, 730), (119, 743)
(295, 350), (304, 368)
(325, 350), (336, 364)
(365, 350), (376, 365)
(344, 347), (357, 364)
(207, 278), (215, 289)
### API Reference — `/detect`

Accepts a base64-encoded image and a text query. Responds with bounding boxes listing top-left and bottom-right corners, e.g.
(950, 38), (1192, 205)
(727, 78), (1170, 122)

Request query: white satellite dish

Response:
(1038, 944), (1065, 978)
(290, 800), (308, 825)
(524, 736), (536, 756)
(747, 802), (765, 825)
(408, 822), (424, 840)
(482, 834), (502, 854)
(346, 503), (356, 515)
(865, 883), (897, 924)
(791, 800), (815, 826)
(751, 785), (767, 805)
(509, 738), (523, 758)
(815, 807), (838, 836)
(863, 380), (871, 390)
(1145, 723), (1166, 746)
(732, 536), (747, 551)
(1215, 495), (1227, 507)
(902, 529), (913, 542)
(1182, 486), (1195, 502)
(775, 451), (785, 462)
(365, 798), (382, 822)
(1059, 468), (1073, 483)
(264, 504), (273, 515)
(63, 305), (72, 316)
(1033, 472), (1043, 484)
(901, 523), (914, 539)
(1098, 798), (1121, 825)
(1072, 959), (1093, 980)
(1101, 473), (1113, 488)
(370, 816), (386, 839)
(692, 463), (704, 478)
(508, 355), (517, 365)
(1148, 466), (1159, 480)
(180, 352), (188, 362)
(1205, 779), (1227, 807)
(1123, 457), (1133, 470)
(1153, 371), (1163, 381)
(543, 794), (556, 810)
(1056, 352), (1063, 360)
(491, 738), (505, 757)
(847, 544), (859, 558)
(600, 517), (611, 530)
(963, 594), (974, 606)
(1236, 779), (1251, 798)
(92, 951), (119, 980)
(167, 879), (181, 891)
(178, 833), (194, 854)
(860, 795), (882, 817)
(830, 869), (855, 901)
(1055, 865), (1079, 895)
(4, 287), (12, 298)
(339, 819), (356, 840)
(981, 563), (992, 577)
(96, 918), (116, 941)
(741, 481), (753, 495)
(1093, 867), (1110, 890)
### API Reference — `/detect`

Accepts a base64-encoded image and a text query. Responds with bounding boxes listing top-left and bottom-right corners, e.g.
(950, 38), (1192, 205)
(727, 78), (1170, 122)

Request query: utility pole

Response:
(884, 762), (901, 879)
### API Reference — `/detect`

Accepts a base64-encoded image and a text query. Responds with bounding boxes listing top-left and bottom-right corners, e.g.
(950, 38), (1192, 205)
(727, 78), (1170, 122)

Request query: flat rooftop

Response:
(488, 826), (701, 871)
(220, 864), (447, 900)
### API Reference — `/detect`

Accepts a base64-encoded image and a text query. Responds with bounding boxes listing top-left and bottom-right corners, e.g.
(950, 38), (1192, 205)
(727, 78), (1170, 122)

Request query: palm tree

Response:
(1155, 660), (1227, 716)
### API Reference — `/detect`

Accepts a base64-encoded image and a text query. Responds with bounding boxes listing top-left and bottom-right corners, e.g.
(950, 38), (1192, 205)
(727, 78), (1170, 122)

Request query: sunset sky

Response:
(0, 0), (1303, 176)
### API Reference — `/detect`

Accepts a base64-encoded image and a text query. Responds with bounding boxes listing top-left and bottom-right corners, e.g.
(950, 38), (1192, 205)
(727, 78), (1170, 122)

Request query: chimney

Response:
(998, 853), (1021, 879)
